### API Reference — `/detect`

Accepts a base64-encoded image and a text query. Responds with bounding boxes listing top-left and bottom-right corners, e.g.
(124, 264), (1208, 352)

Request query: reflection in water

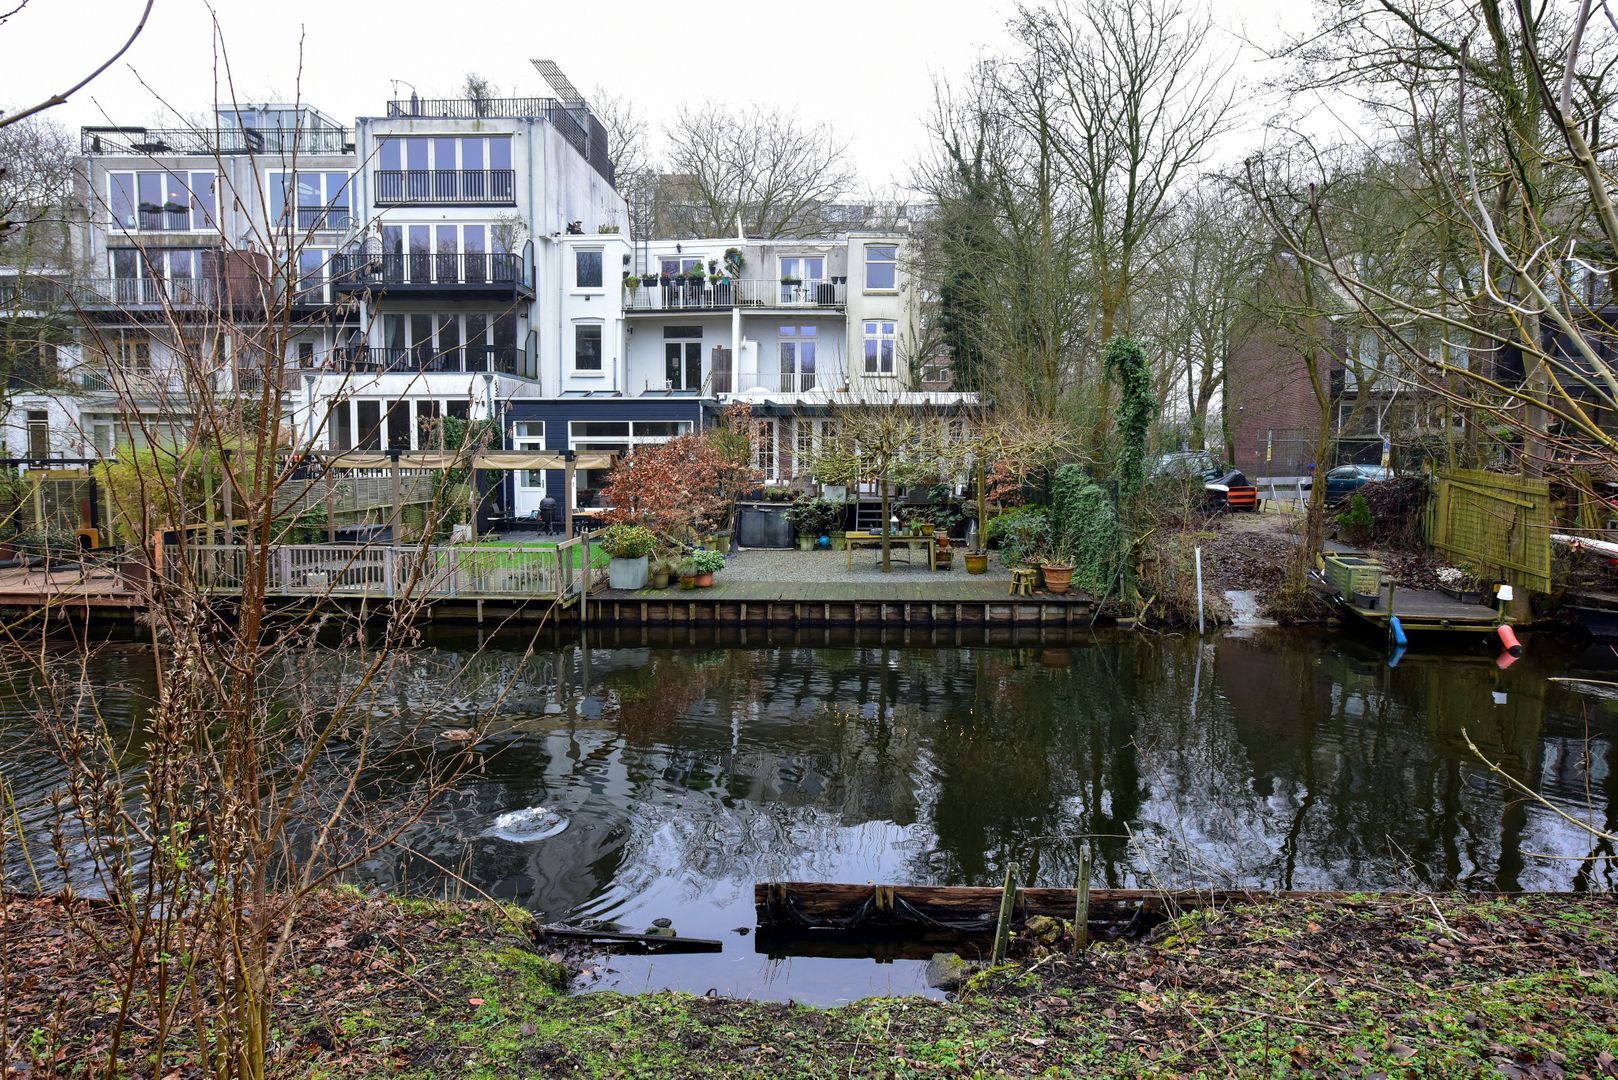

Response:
(1, 626), (1612, 1003)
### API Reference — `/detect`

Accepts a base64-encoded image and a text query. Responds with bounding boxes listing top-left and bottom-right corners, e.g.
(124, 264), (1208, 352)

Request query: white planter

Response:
(608, 555), (650, 590)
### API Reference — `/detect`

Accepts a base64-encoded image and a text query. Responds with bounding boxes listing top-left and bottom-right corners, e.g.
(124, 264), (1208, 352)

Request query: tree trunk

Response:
(880, 477), (891, 573)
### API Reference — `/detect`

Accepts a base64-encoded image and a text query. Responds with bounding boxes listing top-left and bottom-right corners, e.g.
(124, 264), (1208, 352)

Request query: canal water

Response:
(2, 626), (1613, 1003)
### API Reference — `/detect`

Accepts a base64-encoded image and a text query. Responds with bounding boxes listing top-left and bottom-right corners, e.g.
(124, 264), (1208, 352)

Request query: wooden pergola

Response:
(320, 450), (622, 536)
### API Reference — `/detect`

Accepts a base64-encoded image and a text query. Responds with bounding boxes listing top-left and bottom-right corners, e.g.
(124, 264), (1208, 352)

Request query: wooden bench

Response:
(844, 531), (936, 571)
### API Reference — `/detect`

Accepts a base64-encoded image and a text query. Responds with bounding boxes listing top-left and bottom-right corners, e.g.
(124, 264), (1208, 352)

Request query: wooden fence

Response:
(1426, 468), (1553, 593)
(171, 537), (598, 603)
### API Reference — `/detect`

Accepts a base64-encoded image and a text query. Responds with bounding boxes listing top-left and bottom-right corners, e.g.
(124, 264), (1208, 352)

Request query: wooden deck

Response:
(0, 564), (142, 613)
(1338, 587), (1501, 635)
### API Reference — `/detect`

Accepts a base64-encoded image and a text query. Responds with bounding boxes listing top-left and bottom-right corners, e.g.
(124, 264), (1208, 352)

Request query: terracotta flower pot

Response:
(696, 571), (714, 587)
(1041, 564), (1074, 595)
(964, 552), (989, 575)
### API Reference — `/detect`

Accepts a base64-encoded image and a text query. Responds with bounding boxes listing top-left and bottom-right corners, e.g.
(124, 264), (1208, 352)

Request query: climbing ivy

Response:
(1103, 335), (1157, 503)
(1050, 464), (1122, 597)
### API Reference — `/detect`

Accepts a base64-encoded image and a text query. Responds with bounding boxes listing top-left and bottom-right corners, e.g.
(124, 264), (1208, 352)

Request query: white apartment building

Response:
(1, 80), (970, 523)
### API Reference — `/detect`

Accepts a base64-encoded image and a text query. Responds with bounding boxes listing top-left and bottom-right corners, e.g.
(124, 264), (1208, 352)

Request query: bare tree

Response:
(0, 0), (155, 130)
(591, 85), (656, 239)
(1151, 179), (1269, 451)
(661, 103), (856, 238)
(0, 45), (562, 1078)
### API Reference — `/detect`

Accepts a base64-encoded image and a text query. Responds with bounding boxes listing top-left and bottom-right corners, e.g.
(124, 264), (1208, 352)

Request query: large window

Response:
(108, 170), (217, 232)
(326, 396), (475, 452)
(658, 255), (704, 277)
(379, 223), (508, 283)
(109, 248), (211, 304)
(514, 420), (547, 489)
(779, 255), (826, 303)
(575, 249), (603, 290)
(863, 320), (897, 375)
(376, 135), (514, 202)
(568, 419), (694, 507)
(573, 323), (603, 372)
(864, 244), (897, 291)
(663, 326), (703, 391)
(379, 310), (516, 372)
(269, 170), (352, 232)
(779, 325), (818, 392)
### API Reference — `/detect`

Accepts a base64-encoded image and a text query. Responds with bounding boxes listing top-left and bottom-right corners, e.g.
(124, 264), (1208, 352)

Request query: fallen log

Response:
(755, 882), (1272, 942)
(536, 924), (723, 953)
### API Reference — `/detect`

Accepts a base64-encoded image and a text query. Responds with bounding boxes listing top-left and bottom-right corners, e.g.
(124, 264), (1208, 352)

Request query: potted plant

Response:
(964, 550), (989, 574)
(677, 559), (700, 589)
(688, 548), (725, 587)
(708, 259), (719, 275)
(1038, 552), (1075, 595)
(599, 523), (656, 590)
(623, 273), (638, 289)
(723, 247), (744, 274)
(650, 556), (676, 590)
(900, 506), (934, 536)
(788, 496), (840, 551)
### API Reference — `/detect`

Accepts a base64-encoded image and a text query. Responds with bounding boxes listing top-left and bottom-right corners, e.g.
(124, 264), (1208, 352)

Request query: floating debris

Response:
(440, 728), (481, 744)
(487, 806), (568, 843)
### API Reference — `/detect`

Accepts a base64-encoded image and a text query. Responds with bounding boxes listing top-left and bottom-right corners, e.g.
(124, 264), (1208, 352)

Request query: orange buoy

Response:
(1497, 624), (1523, 657)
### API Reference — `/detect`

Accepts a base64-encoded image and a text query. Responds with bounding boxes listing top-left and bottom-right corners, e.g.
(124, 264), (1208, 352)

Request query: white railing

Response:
(172, 538), (596, 602)
(624, 278), (847, 311)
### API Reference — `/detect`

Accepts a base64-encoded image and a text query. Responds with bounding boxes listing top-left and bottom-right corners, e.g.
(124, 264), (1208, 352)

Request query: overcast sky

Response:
(6, 0), (1335, 190)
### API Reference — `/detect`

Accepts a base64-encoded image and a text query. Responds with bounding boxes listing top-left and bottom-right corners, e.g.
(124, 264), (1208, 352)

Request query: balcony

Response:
(382, 98), (614, 186)
(86, 276), (224, 307)
(714, 367), (847, 396)
(330, 252), (533, 299)
(374, 169), (516, 207)
(82, 126), (353, 156)
(624, 278), (846, 312)
(296, 206), (353, 232)
(334, 346), (522, 376)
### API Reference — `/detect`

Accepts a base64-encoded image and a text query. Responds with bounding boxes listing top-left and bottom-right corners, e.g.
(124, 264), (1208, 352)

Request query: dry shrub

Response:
(1358, 476), (1429, 549)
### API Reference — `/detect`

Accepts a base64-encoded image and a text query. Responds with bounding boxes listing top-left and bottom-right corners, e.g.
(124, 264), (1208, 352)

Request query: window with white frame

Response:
(794, 418), (819, 477)
(657, 256), (704, 277)
(779, 325), (818, 392)
(268, 170), (353, 233)
(754, 419), (778, 480)
(864, 244), (897, 291)
(514, 420), (547, 488)
(108, 170), (217, 232)
(863, 320), (897, 375)
(575, 249), (604, 290)
(573, 322), (604, 373)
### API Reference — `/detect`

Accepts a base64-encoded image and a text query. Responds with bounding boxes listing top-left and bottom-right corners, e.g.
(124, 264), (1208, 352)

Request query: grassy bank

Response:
(6, 891), (1614, 1076)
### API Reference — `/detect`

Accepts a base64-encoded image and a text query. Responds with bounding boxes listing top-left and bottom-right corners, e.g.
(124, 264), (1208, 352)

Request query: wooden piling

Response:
(1074, 847), (1091, 952)
(991, 862), (1018, 964)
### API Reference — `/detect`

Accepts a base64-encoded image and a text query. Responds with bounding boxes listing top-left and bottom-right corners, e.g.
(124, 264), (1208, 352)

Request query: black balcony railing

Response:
(331, 252), (530, 293)
(373, 169), (516, 206)
(381, 98), (614, 187)
(136, 207), (203, 232)
(295, 206), (353, 232)
(336, 346), (519, 375)
(82, 126), (354, 156)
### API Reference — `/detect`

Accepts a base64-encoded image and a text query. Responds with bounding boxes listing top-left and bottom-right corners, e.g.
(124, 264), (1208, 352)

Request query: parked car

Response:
(1323, 464), (1392, 504)
(1149, 450), (1223, 485)
(1149, 452), (1259, 512)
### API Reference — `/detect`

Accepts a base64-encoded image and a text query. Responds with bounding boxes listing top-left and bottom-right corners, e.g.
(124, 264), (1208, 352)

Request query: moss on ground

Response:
(6, 892), (1615, 1077)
